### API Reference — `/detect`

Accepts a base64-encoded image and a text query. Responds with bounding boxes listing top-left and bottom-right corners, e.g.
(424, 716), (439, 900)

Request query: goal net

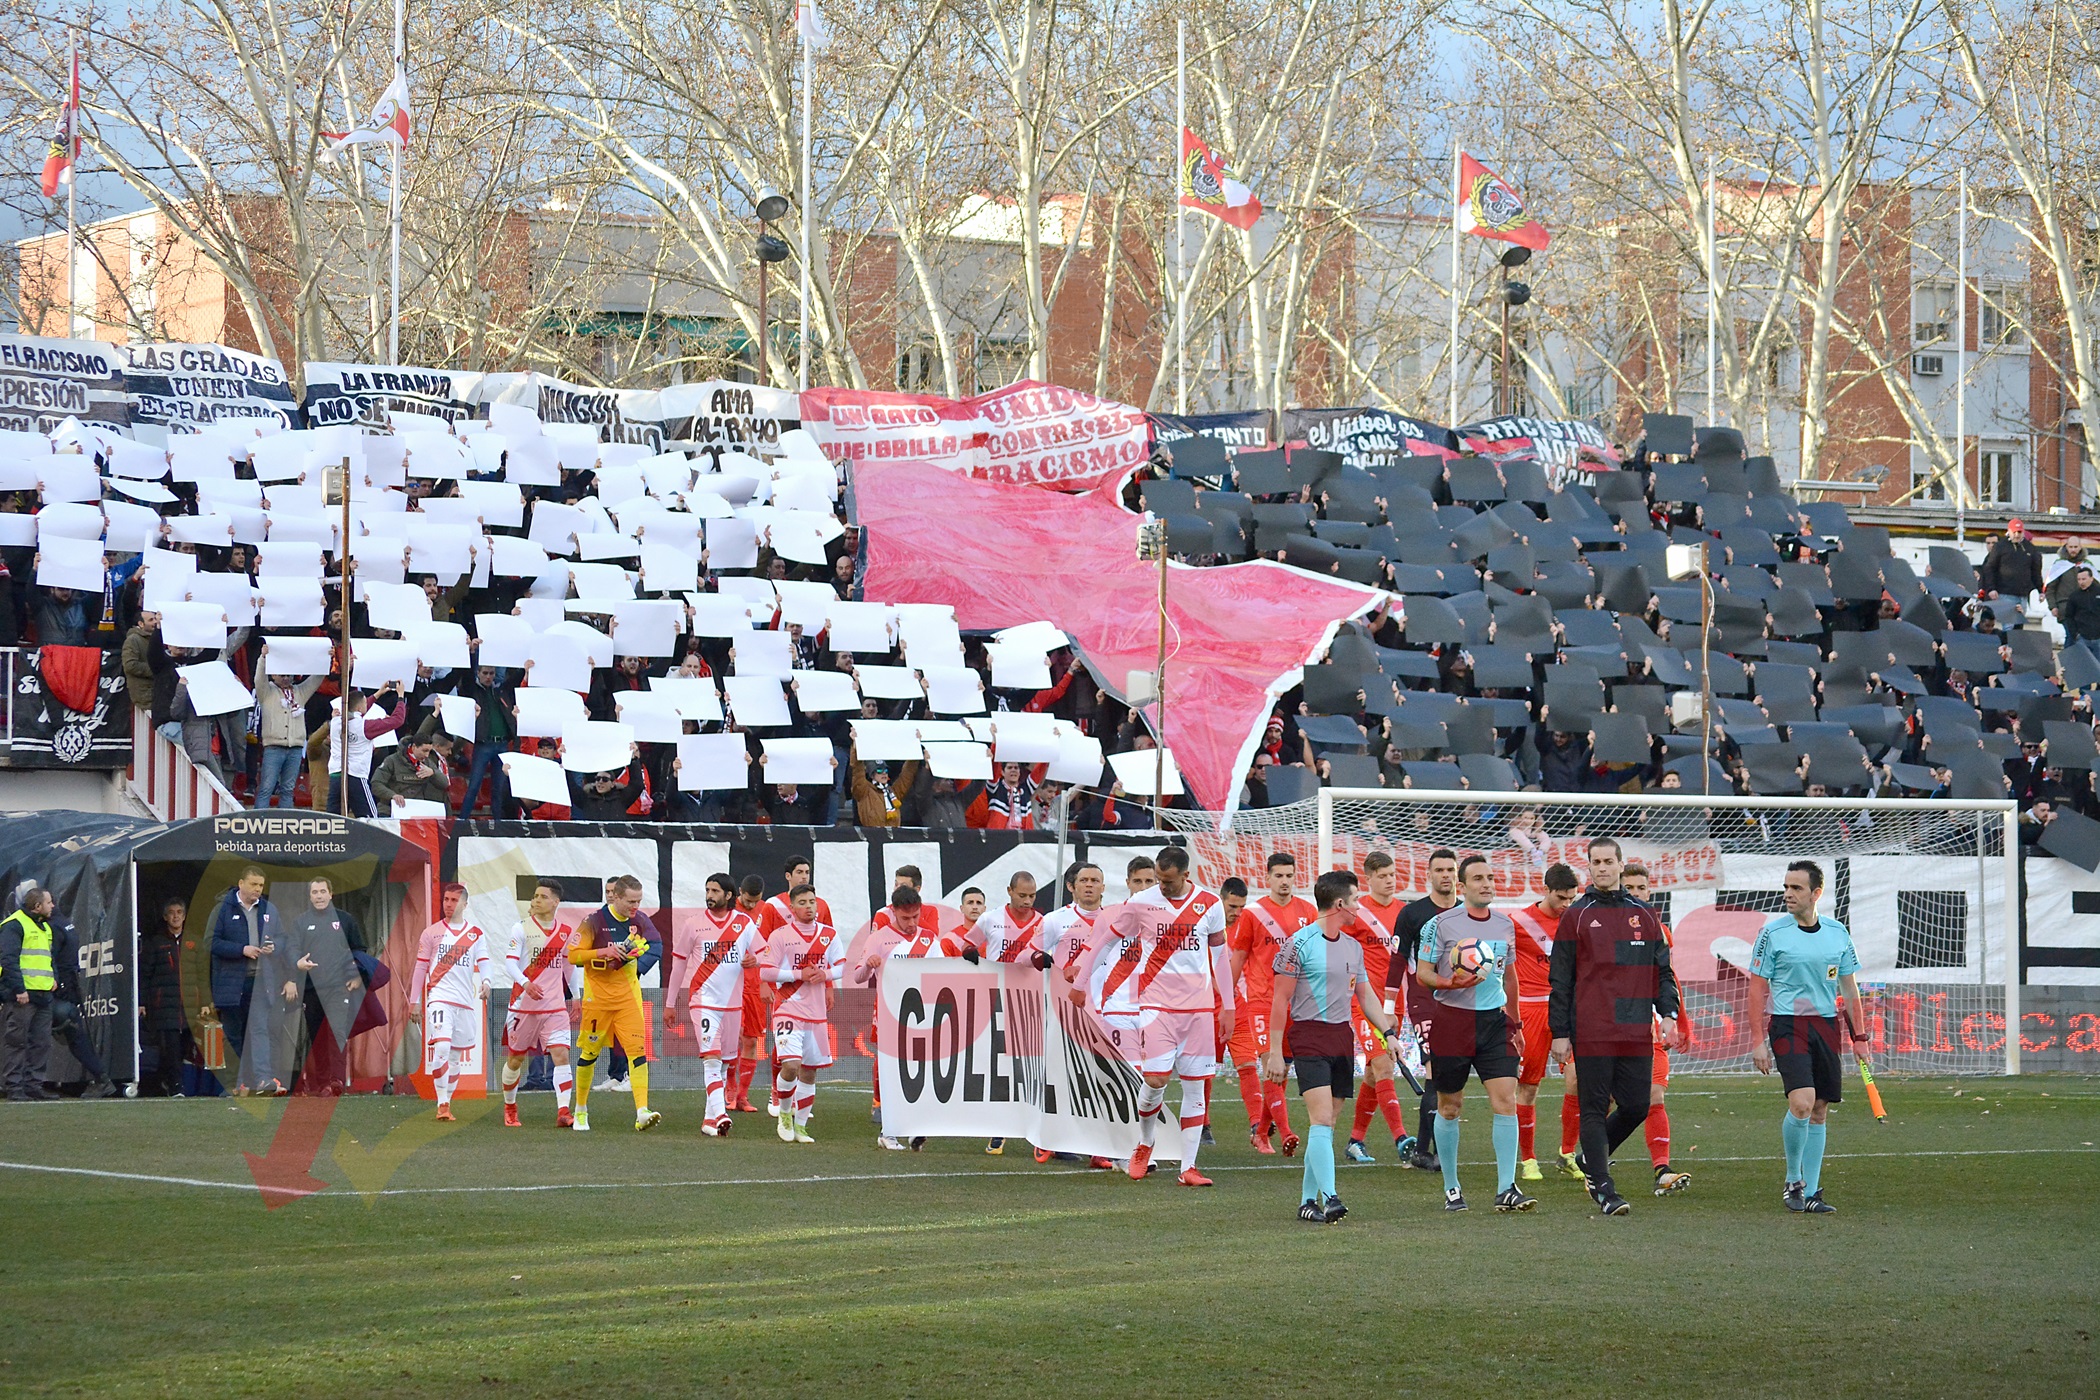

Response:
(1162, 790), (2021, 1075)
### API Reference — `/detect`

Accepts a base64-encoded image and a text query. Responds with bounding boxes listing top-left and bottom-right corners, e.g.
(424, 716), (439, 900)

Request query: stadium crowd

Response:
(0, 410), (2087, 841)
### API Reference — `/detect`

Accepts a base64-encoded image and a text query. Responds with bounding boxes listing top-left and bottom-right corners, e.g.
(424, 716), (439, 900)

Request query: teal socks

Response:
(1782, 1111), (1808, 1183)
(1434, 1114), (1461, 1193)
(1308, 1124), (1336, 1202)
(1492, 1113), (1519, 1193)
(1801, 1120), (1827, 1195)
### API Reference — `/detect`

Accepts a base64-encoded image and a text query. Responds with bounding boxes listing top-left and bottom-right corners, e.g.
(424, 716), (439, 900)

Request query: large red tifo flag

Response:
(853, 459), (1380, 822)
(1457, 151), (1549, 251)
(39, 47), (79, 200)
(1180, 128), (1262, 231)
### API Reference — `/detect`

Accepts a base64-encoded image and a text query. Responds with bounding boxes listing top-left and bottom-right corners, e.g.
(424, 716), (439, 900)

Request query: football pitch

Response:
(1, 1077), (2095, 1398)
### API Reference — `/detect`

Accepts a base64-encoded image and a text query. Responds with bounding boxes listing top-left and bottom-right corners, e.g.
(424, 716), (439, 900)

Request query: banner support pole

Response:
(1448, 139), (1462, 426)
(1174, 17), (1186, 417)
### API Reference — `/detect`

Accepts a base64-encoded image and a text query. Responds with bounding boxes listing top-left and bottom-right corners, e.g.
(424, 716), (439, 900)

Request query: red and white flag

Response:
(39, 47), (80, 200)
(1179, 128), (1261, 231)
(324, 69), (411, 155)
(1456, 151), (1549, 251)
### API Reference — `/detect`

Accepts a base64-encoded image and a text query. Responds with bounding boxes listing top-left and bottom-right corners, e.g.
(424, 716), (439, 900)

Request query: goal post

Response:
(1185, 789), (2022, 1075)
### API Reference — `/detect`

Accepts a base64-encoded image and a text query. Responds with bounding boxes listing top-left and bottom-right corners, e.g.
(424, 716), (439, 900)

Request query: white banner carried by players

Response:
(876, 957), (1182, 1161)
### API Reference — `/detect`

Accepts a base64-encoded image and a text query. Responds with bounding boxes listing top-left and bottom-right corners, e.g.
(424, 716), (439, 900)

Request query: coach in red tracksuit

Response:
(1547, 835), (1684, 1215)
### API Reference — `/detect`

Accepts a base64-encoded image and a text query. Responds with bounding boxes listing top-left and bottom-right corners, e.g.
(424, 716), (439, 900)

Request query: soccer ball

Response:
(1448, 939), (1491, 976)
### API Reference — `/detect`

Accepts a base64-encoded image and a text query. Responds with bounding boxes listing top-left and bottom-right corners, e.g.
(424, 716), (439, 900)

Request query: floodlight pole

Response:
(1154, 539), (1168, 804)
(338, 456), (352, 817)
(1699, 538), (1713, 795)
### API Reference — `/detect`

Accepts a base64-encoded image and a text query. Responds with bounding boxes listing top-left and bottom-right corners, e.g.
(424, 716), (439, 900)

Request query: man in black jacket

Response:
(2056, 564), (2100, 644)
(1547, 836), (1683, 1216)
(1978, 518), (2044, 601)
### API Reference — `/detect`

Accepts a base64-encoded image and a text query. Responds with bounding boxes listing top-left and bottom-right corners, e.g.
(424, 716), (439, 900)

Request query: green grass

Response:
(1, 1076), (2097, 1398)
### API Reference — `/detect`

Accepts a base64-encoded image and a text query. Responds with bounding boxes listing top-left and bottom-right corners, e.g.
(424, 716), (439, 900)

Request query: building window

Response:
(1912, 282), (1953, 346)
(1978, 287), (2023, 347)
(1979, 447), (2019, 505)
(1763, 343), (1791, 390)
(1913, 460), (1949, 502)
(974, 337), (1028, 394)
(896, 341), (943, 393)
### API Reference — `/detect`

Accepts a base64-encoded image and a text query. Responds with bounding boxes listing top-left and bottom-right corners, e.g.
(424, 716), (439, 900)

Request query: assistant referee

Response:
(1748, 860), (1869, 1215)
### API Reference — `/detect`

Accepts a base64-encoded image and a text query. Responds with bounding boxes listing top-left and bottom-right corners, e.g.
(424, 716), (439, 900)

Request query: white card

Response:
(258, 578), (325, 628)
(500, 752), (573, 807)
(513, 686), (588, 737)
(922, 741), (992, 780)
(262, 635), (334, 677)
(34, 536), (105, 592)
(732, 628), (795, 678)
(159, 601), (230, 650)
(1108, 745), (1183, 797)
(350, 637), (421, 688)
(790, 669), (860, 712)
(473, 612), (534, 669)
(853, 664), (924, 700)
(650, 675), (723, 724)
(850, 719), (923, 762)
(560, 720), (634, 774)
(920, 665), (986, 714)
(177, 660), (253, 717)
(677, 733), (750, 790)
(759, 736), (834, 785)
(1046, 729), (1104, 786)
(722, 675), (791, 728)
(824, 601), (895, 654)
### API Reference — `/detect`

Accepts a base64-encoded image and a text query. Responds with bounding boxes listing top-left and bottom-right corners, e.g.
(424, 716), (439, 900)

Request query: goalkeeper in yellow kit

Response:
(567, 873), (663, 1133)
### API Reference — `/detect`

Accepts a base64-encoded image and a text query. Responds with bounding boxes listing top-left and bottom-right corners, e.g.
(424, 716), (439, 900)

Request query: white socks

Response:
(553, 1064), (574, 1109)
(794, 1084), (815, 1126)
(703, 1060), (726, 1120)
(1178, 1080), (1208, 1169)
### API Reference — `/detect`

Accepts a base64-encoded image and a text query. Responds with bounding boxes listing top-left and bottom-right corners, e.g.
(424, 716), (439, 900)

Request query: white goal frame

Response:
(1314, 788), (2023, 1074)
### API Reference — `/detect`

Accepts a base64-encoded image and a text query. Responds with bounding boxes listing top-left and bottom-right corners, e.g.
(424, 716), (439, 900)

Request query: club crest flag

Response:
(325, 69), (411, 155)
(39, 48), (79, 199)
(1180, 128), (1262, 231)
(1457, 151), (1549, 251)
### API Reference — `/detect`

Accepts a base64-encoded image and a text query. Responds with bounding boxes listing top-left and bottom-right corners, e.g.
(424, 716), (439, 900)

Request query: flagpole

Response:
(389, 0), (404, 366)
(1448, 140), (1462, 425)
(798, 19), (812, 392)
(1705, 156), (1717, 426)
(1174, 17), (1186, 417)
(63, 31), (76, 340)
(1956, 167), (1967, 544)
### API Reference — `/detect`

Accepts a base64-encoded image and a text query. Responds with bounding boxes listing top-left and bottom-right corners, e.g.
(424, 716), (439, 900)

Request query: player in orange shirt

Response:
(1345, 851), (1416, 1161)
(731, 875), (768, 1111)
(1623, 865), (1690, 1194)
(1507, 861), (1580, 1180)
(1228, 851), (1317, 1156)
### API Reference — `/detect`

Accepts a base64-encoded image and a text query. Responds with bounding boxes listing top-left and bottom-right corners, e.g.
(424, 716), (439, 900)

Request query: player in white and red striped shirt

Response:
(409, 882), (489, 1122)
(755, 857), (835, 1118)
(501, 877), (578, 1128)
(1108, 847), (1231, 1186)
(666, 873), (765, 1137)
(763, 884), (846, 1143)
(855, 885), (964, 1150)
(960, 870), (1048, 1155)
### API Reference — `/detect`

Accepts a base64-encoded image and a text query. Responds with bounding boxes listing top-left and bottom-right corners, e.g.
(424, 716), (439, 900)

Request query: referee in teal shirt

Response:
(1747, 860), (1871, 1214)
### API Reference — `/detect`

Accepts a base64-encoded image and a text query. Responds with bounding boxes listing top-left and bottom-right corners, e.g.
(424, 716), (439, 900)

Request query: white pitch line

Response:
(0, 1144), (2092, 1199)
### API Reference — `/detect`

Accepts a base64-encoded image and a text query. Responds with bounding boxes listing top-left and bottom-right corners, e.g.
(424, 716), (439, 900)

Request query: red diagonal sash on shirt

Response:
(429, 926), (478, 984)
(521, 925), (569, 984)
(997, 911), (1043, 963)
(686, 916), (745, 997)
(1133, 892), (1204, 997)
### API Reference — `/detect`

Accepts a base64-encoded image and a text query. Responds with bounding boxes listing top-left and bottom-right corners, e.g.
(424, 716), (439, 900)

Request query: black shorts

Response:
(1430, 1006), (1520, 1094)
(1769, 1015), (1843, 1104)
(1293, 1053), (1355, 1100)
(1288, 1019), (1355, 1099)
